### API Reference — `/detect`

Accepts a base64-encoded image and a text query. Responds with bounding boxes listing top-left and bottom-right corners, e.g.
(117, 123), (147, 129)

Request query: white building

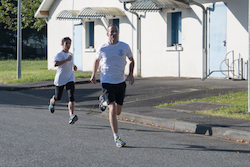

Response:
(35, 0), (249, 80)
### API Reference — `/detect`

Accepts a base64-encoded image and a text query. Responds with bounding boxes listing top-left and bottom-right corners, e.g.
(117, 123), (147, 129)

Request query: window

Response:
(109, 19), (119, 30)
(86, 21), (94, 48)
(109, 19), (119, 40)
(112, 19), (119, 30)
(171, 12), (182, 46)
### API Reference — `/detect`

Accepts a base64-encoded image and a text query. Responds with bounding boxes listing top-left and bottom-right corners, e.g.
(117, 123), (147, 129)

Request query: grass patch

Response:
(156, 91), (250, 120)
(0, 60), (91, 84)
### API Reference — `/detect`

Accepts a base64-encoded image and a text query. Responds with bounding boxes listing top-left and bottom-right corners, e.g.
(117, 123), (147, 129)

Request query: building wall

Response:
(226, 0), (248, 78)
(47, 0), (75, 70)
(140, 6), (203, 78)
(80, 13), (137, 74)
(181, 6), (203, 78)
(45, 0), (249, 79)
(46, 0), (137, 76)
(139, 0), (249, 78)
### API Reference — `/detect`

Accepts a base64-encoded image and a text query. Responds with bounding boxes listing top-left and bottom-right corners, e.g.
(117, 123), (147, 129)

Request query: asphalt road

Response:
(0, 78), (250, 166)
(11, 77), (248, 112)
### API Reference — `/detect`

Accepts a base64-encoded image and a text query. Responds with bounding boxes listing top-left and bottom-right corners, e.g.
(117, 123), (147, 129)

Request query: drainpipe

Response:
(123, 2), (141, 77)
(189, 0), (208, 80)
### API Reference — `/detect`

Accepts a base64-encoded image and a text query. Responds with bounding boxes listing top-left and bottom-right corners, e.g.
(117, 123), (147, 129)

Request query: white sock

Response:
(114, 133), (119, 141)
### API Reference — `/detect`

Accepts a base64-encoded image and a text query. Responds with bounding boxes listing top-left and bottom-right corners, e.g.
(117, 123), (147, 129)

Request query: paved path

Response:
(1, 76), (250, 143)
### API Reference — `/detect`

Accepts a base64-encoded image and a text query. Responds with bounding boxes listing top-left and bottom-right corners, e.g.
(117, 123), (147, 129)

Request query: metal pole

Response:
(241, 58), (243, 80)
(248, 0), (250, 112)
(232, 51), (234, 79)
(238, 56), (240, 79)
(246, 60), (248, 80)
(227, 59), (229, 78)
(17, 0), (22, 79)
(178, 50), (180, 77)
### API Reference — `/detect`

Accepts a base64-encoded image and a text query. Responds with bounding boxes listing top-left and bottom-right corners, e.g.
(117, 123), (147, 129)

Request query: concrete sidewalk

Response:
(1, 77), (250, 143)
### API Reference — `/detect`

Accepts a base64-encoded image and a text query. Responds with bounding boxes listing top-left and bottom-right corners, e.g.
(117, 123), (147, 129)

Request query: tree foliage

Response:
(0, 0), (46, 31)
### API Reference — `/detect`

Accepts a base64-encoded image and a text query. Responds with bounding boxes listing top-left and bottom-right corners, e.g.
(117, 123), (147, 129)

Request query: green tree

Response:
(0, 0), (46, 31)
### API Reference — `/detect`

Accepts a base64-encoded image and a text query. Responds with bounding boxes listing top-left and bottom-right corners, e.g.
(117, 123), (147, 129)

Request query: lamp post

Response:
(248, 0), (250, 112)
(17, 0), (22, 79)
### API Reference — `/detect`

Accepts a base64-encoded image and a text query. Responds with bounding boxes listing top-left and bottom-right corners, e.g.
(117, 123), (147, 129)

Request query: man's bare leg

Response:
(109, 102), (118, 134)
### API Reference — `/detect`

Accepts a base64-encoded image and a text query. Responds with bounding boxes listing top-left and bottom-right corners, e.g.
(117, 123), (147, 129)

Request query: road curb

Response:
(101, 111), (250, 142)
(0, 79), (96, 91)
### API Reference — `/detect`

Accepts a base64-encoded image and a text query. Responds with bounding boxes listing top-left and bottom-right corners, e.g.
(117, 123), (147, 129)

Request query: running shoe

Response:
(99, 95), (107, 112)
(49, 98), (55, 113)
(115, 137), (126, 148)
(69, 115), (78, 124)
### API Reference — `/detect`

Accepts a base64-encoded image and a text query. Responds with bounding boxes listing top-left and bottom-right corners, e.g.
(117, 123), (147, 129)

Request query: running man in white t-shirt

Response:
(49, 37), (78, 124)
(90, 24), (135, 147)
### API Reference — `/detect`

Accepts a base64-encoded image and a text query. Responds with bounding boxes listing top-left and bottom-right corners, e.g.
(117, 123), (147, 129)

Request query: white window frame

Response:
(166, 12), (183, 51)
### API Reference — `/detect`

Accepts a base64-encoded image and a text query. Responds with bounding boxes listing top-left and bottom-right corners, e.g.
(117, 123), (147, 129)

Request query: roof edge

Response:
(35, 0), (56, 18)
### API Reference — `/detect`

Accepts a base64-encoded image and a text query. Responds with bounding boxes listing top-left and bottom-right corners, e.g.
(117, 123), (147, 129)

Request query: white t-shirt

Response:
(97, 41), (132, 84)
(54, 51), (75, 86)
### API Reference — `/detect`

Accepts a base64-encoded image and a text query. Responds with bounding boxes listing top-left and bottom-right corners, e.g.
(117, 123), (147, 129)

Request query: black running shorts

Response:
(54, 81), (75, 102)
(102, 82), (126, 106)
